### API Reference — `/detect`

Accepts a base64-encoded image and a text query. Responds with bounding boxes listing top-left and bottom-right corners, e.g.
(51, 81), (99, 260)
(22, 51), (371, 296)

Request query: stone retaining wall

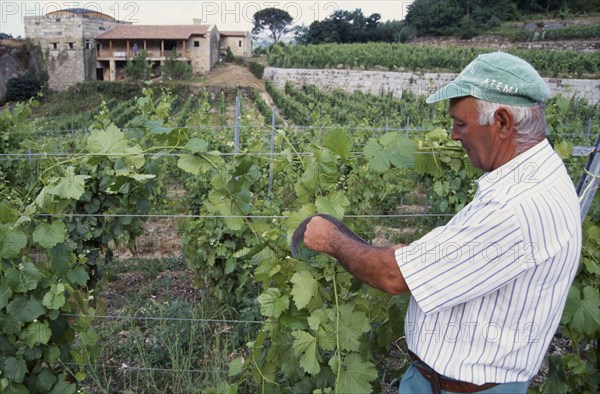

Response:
(264, 68), (600, 105)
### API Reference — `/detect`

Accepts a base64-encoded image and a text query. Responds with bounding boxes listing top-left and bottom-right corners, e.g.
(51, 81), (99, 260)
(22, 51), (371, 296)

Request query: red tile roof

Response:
(97, 25), (210, 40)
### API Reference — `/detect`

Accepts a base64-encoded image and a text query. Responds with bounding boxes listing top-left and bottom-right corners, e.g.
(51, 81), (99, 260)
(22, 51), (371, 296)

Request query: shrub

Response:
(249, 61), (265, 79)
(6, 73), (42, 101)
(225, 46), (235, 62)
(161, 50), (193, 80)
(124, 50), (153, 81)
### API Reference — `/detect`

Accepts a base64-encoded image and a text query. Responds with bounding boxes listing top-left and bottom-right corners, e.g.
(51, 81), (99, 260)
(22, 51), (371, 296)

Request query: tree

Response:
(292, 25), (309, 45)
(161, 50), (192, 80)
(6, 72), (43, 102)
(124, 50), (153, 81)
(303, 9), (387, 44)
(405, 0), (517, 37)
(252, 8), (293, 44)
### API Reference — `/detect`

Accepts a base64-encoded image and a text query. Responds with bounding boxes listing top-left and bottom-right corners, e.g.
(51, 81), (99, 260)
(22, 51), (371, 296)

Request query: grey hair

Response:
(476, 100), (547, 154)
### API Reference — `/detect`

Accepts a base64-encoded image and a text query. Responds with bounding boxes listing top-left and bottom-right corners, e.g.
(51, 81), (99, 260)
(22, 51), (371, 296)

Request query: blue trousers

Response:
(399, 365), (531, 394)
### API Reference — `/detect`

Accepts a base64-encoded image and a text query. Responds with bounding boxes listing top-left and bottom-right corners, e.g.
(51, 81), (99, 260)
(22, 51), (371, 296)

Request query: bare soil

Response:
(200, 62), (265, 91)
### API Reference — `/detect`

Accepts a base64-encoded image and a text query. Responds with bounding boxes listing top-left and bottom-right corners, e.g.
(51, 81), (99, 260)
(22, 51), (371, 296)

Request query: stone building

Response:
(219, 31), (253, 58)
(95, 24), (220, 81)
(24, 8), (252, 90)
(24, 8), (128, 90)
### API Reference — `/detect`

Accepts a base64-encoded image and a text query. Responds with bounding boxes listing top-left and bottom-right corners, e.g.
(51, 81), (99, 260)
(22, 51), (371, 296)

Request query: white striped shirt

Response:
(395, 139), (581, 384)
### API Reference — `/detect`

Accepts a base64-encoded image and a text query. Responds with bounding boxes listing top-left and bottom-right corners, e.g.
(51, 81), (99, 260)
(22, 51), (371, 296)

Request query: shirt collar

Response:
(476, 139), (553, 193)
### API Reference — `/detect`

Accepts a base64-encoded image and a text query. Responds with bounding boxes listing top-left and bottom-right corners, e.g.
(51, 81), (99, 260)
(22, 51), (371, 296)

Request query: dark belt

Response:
(408, 350), (499, 394)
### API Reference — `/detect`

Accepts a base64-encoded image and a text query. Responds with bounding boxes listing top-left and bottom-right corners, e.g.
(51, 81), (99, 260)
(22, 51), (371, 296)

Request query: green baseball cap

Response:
(426, 52), (551, 106)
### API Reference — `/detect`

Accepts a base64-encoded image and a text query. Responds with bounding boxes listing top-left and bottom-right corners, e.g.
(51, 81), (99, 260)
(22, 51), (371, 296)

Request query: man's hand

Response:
(298, 215), (409, 295)
(303, 216), (341, 255)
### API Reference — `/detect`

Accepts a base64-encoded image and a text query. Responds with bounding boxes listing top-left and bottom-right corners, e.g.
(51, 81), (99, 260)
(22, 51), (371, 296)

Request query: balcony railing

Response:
(97, 50), (191, 59)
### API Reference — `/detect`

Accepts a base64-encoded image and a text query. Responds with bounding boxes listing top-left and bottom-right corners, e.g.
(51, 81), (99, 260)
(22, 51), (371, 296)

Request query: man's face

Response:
(449, 97), (501, 172)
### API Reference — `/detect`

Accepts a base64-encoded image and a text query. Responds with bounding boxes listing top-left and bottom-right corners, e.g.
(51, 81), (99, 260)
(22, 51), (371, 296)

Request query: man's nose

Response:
(450, 128), (460, 141)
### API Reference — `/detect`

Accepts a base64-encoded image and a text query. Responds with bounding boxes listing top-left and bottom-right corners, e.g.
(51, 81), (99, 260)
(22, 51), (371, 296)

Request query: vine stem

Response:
(332, 263), (342, 393)
(277, 130), (305, 168)
(250, 348), (279, 389)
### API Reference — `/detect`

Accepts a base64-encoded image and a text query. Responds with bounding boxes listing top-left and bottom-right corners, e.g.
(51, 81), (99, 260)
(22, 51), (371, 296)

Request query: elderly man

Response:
(302, 52), (581, 394)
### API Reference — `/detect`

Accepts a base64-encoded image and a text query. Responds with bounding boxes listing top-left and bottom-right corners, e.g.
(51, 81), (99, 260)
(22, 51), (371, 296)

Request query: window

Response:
(239, 40), (242, 47)
(96, 43), (101, 51)
(52, 42), (58, 50)
(194, 41), (200, 47)
(85, 40), (90, 50)
(68, 42), (74, 50)
(99, 26), (105, 31)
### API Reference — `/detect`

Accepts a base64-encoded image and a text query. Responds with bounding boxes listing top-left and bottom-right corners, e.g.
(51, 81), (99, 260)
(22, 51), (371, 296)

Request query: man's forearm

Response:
(328, 231), (409, 295)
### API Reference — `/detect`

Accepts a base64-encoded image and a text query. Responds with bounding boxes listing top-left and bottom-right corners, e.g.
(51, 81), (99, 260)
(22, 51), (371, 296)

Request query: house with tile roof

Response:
(24, 8), (252, 89)
(219, 31), (253, 58)
(95, 24), (220, 81)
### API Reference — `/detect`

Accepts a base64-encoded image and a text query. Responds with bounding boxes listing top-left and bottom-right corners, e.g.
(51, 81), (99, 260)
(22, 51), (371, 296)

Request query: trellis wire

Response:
(68, 363), (227, 374)
(62, 313), (265, 325)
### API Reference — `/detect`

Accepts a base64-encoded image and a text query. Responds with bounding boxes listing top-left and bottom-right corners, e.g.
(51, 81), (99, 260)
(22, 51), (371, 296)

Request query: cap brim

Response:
(426, 82), (471, 104)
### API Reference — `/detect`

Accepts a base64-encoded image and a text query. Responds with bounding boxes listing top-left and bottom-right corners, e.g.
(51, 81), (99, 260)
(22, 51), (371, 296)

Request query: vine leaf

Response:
(146, 119), (172, 135)
(0, 281), (13, 309)
(43, 283), (66, 310)
(86, 124), (145, 168)
(292, 330), (320, 375)
(7, 295), (46, 322)
(66, 266), (90, 287)
(228, 357), (244, 377)
(290, 270), (318, 310)
(562, 285), (600, 336)
(3, 356), (27, 383)
(315, 192), (349, 218)
(33, 221), (66, 249)
(308, 309), (337, 351)
(554, 141), (573, 160)
(364, 133), (416, 172)
(48, 167), (90, 200)
(334, 353), (378, 394)
(36, 369), (57, 392)
(177, 152), (220, 174)
(184, 138), (209, 154)
(21, 321), (52, 347)
(258, 288), (289, 318)
(48, 373), (77, 394)
(0, 200), (19, 224)
(0, 227), (27, 258)
(18, 262), (43, 292)
(207, 191), (244, 231)
(323, 128), (353, 160)
(338, 304), (371, 351)
(86, 124), (128, 153)
(1, 316), (20, 335)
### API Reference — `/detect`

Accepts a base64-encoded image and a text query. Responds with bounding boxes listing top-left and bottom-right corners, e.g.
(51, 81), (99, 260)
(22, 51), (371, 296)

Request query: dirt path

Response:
(201, 62), (265, 91)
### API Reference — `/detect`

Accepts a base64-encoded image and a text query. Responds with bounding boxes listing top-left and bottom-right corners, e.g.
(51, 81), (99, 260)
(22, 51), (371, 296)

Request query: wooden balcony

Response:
(97, 49), (191, 60)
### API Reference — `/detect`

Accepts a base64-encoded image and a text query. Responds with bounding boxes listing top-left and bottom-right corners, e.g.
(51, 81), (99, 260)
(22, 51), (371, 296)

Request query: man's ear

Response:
(494, 107), (515, 141)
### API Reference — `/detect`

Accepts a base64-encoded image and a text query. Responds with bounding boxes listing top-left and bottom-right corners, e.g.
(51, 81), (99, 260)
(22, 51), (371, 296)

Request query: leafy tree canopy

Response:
(252, 7), (293, 44)
(405, 0), (599, 38)
(406, 0), (518, 38)
(304, 9), (384, 44)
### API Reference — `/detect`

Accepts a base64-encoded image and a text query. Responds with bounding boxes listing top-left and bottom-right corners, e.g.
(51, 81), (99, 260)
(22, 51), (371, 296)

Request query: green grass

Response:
(83, 257), (258, 393)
